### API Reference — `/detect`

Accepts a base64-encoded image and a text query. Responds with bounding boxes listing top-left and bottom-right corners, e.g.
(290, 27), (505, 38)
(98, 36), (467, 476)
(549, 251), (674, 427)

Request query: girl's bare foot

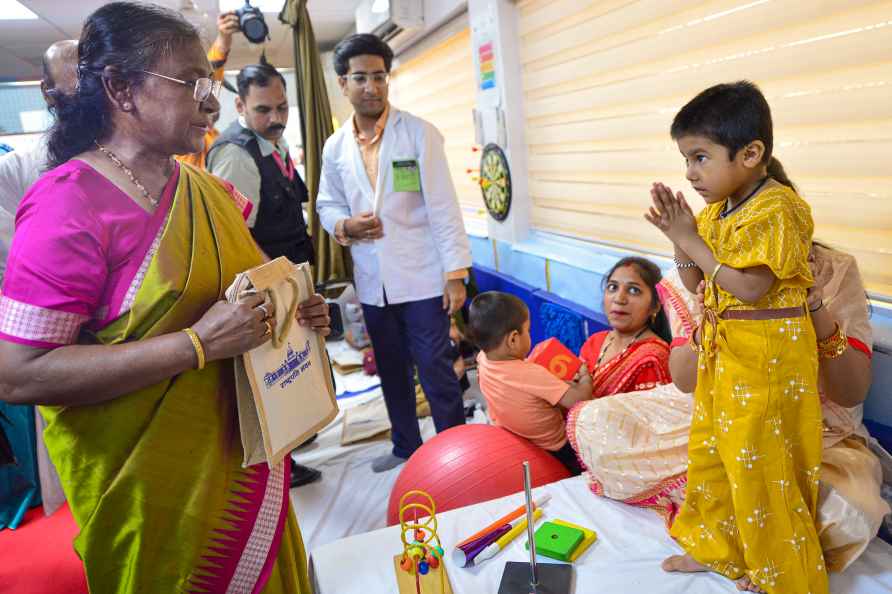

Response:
(735, 575), (766, 593)
(661, 554), (709, 573)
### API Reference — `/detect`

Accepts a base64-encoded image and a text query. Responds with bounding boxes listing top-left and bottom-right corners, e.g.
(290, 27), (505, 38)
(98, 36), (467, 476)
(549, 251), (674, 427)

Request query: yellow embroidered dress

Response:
(669, 182), (827, 593)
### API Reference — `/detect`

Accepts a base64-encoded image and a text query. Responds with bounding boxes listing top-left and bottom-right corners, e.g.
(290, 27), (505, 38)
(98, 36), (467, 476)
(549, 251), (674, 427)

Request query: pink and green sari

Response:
(0, 159), (311, 593)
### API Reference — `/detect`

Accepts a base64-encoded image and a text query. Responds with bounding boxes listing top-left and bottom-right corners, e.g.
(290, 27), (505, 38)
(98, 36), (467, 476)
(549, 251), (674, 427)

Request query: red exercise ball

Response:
(387, 424), (572, 525)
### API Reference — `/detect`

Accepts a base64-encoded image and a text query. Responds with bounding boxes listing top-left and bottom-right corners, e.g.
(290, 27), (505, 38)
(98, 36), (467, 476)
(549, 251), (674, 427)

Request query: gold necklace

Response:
(94, 141), (159, 208)
(596, 327), (648, 367)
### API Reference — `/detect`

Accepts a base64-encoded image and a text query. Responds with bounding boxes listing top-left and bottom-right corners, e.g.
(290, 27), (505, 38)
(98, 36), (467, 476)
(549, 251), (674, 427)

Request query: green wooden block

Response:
(525, 521), (584, 562)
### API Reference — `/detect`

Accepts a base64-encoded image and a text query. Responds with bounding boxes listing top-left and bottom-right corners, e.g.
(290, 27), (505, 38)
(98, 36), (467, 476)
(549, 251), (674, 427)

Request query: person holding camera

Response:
(317, 34), (472, 473)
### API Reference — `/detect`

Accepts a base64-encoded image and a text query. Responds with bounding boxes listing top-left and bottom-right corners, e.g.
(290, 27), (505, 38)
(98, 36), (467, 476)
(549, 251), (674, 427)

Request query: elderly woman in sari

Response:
(0, 3), (326, 592)
(569, 242), (890, 572)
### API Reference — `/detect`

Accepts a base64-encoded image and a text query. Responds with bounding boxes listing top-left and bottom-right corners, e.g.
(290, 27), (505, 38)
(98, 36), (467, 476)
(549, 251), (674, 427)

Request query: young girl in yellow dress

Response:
(644, 81), (826, 594)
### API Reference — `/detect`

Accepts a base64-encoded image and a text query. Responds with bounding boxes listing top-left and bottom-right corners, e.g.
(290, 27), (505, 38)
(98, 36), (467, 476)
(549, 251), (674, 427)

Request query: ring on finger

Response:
(263, 319), (273, 336)
(258, 304), (269, 319)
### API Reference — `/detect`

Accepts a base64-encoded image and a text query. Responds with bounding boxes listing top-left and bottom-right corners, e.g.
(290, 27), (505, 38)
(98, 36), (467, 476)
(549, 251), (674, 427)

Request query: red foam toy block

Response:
(528, 338), (582, 381)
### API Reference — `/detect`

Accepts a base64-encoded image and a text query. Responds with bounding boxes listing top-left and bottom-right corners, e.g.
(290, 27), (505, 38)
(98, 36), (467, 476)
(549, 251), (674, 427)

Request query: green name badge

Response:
(392, 159), (421, 192)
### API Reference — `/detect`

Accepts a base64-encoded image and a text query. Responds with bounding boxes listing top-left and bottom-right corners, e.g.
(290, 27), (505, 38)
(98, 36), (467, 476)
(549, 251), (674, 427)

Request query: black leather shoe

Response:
(290, 461), (322, 488)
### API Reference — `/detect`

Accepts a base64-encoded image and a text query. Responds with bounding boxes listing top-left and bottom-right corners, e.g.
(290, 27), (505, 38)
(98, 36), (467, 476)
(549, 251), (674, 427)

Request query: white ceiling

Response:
(0, 0), (362, 82)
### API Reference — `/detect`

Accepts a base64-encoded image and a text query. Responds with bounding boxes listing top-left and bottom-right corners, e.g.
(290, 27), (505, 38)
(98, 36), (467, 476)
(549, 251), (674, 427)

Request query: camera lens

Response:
(241, 16), (268, 44)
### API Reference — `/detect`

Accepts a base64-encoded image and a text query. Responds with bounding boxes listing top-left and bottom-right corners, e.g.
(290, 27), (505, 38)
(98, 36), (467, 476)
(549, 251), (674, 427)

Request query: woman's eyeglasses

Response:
(141, 70), (222, 103)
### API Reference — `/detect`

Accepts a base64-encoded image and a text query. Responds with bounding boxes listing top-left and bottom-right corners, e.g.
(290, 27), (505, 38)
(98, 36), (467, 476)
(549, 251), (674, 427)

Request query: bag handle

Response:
(266, 276), (301, 349)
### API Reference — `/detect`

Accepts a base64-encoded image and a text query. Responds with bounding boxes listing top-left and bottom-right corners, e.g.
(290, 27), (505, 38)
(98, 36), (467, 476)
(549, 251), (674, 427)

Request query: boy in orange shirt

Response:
(468, 291), (592, 474)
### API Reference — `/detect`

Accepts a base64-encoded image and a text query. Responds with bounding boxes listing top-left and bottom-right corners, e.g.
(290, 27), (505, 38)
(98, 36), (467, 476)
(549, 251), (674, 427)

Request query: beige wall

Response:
(518, 0), (892, 295)
(390, 27), (486, 224)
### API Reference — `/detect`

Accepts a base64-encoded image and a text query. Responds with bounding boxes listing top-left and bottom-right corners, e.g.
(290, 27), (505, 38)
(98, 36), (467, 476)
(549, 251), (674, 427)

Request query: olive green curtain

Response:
(279, 0), (350, 283)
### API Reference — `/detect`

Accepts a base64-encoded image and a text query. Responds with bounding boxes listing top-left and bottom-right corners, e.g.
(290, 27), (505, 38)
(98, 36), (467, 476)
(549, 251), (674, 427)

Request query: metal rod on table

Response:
(523, 461), (538, 587)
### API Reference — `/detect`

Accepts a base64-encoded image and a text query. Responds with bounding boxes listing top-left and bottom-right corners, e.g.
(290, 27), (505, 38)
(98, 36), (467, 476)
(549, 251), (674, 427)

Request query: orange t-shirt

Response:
(476, 351), (570, 451)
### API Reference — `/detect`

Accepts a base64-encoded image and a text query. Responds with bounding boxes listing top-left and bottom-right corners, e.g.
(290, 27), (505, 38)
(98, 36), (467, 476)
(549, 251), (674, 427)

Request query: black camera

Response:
(235, 0), (270, 44)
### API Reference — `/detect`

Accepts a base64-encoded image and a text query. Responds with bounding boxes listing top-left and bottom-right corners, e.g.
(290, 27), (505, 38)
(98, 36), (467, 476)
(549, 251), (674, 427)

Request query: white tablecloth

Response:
(309, 476), (892, 594)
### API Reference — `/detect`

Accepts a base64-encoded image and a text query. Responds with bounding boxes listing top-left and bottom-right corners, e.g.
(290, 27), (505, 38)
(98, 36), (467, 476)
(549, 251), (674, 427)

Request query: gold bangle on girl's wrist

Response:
(183, 328), (206, 370)
(817, 323), (847, 360)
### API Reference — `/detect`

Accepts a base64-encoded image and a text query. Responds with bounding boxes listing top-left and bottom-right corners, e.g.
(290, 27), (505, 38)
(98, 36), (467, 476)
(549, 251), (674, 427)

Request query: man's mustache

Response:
(267, 124), (286, 132)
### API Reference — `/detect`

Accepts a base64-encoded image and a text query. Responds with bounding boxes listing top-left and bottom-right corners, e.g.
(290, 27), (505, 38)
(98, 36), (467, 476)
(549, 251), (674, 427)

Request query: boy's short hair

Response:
(332, 33), (394, 76)
(670, 80), (773, 163)
(467, 291), (529, 351)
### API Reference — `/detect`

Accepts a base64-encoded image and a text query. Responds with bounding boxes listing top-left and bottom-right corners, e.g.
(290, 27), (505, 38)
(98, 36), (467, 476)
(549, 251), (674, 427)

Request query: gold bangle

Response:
(183, 327), (206, 370)
(816, 323), (847, 360)
(711, 262), (724, 279)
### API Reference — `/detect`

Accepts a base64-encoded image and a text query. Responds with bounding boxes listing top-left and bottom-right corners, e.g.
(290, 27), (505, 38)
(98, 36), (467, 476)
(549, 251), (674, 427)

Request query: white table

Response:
(309, 476), (892, 594)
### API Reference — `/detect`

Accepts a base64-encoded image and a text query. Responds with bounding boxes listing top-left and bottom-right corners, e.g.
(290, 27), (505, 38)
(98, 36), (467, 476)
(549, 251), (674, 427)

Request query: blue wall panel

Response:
(469, 236), (494, 269)
(547, 259), (603, 314)
(472, 265), (609, 354)
(473, 265), (544, 345)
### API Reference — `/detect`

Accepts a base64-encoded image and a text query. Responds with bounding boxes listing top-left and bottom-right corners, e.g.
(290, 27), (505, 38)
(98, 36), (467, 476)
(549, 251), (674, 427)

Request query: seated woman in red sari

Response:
(577, 257), (673, 398)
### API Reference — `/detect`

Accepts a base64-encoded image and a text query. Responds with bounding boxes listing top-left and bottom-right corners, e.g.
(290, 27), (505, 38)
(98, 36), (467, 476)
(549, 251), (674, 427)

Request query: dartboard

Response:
(479, 143), (511, 221)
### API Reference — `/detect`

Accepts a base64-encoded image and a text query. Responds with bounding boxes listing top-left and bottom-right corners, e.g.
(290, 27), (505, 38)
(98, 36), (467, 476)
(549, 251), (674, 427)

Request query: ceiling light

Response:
(371, 0), (389, 14)
(1, 1), (38, 20)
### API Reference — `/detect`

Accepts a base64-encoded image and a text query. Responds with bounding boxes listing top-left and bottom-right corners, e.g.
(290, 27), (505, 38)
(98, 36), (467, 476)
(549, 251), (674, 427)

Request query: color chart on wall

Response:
(478, 41), (496, 92)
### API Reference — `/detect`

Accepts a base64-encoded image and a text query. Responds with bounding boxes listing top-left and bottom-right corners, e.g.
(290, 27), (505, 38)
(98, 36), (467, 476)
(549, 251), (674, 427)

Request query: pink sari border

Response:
(657, 281), (694, 337)
(186, 460), (290, 594)
(624, 473), (688, 529)
(118, 225), (166, 317)
(565, 401), (590, 474)
(251, 460), (290, 594)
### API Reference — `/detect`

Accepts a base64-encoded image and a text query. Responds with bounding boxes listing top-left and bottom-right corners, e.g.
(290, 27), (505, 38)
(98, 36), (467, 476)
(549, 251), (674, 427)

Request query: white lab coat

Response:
(316, 107), (472, 306)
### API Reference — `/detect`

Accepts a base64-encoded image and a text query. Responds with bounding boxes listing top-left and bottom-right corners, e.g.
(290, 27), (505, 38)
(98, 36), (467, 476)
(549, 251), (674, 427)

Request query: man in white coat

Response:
(317, 34), (472, 472)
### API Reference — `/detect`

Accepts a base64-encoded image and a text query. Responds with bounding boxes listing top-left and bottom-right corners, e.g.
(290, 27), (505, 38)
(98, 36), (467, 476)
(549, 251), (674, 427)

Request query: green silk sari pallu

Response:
(39, 164), (310, 593)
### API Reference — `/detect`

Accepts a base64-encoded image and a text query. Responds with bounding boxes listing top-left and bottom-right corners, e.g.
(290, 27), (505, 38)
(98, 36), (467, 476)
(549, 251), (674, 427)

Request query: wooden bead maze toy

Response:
(394, 490), (453, 594)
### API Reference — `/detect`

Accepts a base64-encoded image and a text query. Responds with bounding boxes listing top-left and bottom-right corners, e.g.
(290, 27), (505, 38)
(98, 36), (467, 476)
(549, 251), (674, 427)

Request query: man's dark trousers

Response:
(362, 295), (466, 459)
